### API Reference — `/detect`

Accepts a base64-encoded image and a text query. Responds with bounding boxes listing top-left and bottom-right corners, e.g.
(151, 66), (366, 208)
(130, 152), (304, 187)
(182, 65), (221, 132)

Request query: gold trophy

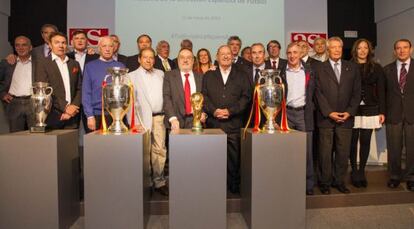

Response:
(190, 92), (204, 132)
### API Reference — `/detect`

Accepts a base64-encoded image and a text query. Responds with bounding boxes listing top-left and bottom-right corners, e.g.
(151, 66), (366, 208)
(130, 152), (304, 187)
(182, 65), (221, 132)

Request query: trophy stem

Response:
(108, 119), (128, 134)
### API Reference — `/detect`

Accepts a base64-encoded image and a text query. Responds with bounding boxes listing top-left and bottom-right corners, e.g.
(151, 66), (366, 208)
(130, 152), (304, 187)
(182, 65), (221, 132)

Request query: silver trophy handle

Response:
(274, 75), (283, 85)
(45, 86), (53, 96)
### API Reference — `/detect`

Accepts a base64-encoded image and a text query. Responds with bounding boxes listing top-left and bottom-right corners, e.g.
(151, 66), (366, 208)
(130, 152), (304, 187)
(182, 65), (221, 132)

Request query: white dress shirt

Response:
(397, 58), (411, 82)
(52, 53), (71, 104)
(220, 66), (231, 84)
(8, 57), (32, 96)
(286, 64), (306, 108)
(74, 49), (87, 72)
(169, 71), (196, 122)
(269, 57), (280, 69)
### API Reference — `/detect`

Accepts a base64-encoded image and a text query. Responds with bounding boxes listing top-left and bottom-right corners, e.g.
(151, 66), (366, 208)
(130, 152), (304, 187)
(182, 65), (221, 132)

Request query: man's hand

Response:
(87, 117), (96, 131)
(379, 114), (385, 124)
(200, 112), (207, 123)
(65, 104), (79, 117)
(1, 93), (13, 103)
(6, 54), (17, 65)
(329, 112), (343, 122)
(338, 112), (350, 122)
(87, 47), (96, 55)
(214, 109), (229, 119)
(60, 113), (71, 121)
(170, 119), (180, 130)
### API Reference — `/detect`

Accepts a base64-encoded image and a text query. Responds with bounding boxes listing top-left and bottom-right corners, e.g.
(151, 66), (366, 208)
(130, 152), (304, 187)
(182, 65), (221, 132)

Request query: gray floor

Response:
(71, 203), (414, 229)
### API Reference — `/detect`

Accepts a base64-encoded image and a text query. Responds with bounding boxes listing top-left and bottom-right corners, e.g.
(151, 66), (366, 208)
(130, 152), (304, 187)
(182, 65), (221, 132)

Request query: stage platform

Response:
(78, 166), (414, 216)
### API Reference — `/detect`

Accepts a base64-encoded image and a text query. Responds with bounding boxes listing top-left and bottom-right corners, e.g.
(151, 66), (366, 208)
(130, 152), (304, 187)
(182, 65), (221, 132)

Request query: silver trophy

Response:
(30, 82), (53, 133)
(257, 69), (284, 133)
(102, 67), (131, 134)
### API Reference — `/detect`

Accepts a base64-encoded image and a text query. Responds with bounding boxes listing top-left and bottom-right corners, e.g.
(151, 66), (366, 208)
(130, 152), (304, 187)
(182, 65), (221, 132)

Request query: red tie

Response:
(184, 73), (192, 115)
(272, 60), (277, 69)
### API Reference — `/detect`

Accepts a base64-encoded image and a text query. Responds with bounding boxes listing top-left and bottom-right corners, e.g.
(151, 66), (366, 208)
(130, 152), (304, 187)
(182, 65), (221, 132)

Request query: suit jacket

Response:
(154, 55), (176, 72)
(383, 59), (414, 124)
(315, 60), (361, 128)
(126, 54), (140, 72)
(0, 58), (36, 99)
(163, 69), (203, 128)
(117, 54), (128, 65)
(66, 51), (99, 69)
(303, 56), (320, 70)
(35, 55), (82, 114)
(202, 65), (251, 133)
(264, 58), (288, 71)
(279, 63), (316, 131)
(32, 44), (48, 59)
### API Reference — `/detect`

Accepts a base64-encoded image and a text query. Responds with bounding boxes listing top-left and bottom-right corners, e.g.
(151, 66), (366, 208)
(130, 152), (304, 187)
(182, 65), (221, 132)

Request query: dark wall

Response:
(328, 0), (376, 60)
(8, 0), (67, 48)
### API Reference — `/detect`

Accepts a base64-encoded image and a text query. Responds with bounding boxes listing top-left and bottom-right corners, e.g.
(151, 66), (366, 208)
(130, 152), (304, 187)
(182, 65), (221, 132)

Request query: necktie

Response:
(162, 59), (171, 71)
(254, 68), (260, 83)
(334, 62), (340, 83)
(47, 47), (51, 57)
(272, 60), (277, 69)
(233, 58), (237, 63)
(184, 73), (192, 115)
(399, 63), (407, 92)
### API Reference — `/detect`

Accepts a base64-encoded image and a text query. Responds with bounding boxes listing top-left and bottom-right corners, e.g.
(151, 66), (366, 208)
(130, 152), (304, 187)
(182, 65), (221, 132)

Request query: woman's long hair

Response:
(195, 48), (212, 73)
(351, 38), (376, 76)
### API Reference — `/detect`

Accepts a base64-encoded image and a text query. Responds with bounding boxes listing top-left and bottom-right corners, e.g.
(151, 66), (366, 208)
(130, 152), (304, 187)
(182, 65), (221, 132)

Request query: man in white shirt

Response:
(0, 36), (35, 132)
(128, 47), (168, 196)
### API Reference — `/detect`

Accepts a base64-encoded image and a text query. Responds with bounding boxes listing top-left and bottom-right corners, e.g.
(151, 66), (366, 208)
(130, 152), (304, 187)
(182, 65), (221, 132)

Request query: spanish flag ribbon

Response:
(100, 80), (108, 133)
(128, 81), (139, 133)
(279, 84), (290, 132)
(243, 84), (261, 139)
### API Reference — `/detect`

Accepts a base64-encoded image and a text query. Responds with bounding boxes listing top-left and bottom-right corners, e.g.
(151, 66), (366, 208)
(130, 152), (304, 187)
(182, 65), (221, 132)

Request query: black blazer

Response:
(66, 51), (99, 69)
(383, 59), (414, 124)
(356, 63), (386, 116)
(31, 44), (47, 59)
(303, 56), (321, 69)
(314, 60), (361, 128)
(35, 56), (82, 113)
(279, 63), (316, 131)
(117, 54), (128, 65)
(126, 54), (140, 72)
(202, 65), (251, 133)
(163, 69), (203, 128)
(0, 57), (36, 99)
(264, 58), (288, 71)
(154, 55), (176, 72)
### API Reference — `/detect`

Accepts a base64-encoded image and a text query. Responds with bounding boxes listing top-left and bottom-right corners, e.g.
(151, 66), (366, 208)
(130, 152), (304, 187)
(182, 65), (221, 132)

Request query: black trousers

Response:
(350, 128), (373, 179)
(5, 97), (34, 132)
(46, 109), (80, 130)
(318, 127), (352, 186)
(386, 122), (414, 182)
(227, 132), (241, 191)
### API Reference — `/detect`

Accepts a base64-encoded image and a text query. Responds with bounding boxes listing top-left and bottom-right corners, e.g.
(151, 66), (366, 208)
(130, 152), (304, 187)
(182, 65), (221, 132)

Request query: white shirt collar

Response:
(74, 49), (87, 55)
(302, 55), (309, 63)
(287, 64), (304, 72)
(269, 57), (279, 62)
(16, 56), (32, 63)
(51, 53), (69, 63)
(99, 57), (114, 62)
(329, 58), (341, 66)
(219, 66), (232, 74)
(253, 63), (265, 70)
(397, 58), (411, 66)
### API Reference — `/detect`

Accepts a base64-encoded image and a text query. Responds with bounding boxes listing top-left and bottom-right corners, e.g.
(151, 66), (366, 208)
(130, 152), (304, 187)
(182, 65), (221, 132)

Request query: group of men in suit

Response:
(1, 22), (413, 195)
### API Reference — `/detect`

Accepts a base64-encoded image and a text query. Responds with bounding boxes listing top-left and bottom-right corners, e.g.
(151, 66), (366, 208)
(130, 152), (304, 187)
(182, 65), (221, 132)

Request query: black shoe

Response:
(360, 179), (368, 188)
(155, 185), (169, 196)
(387, 179), (400, 189)
(351, 179), (362, 188)
(319, 185), (330, 195)
(336, 185), (351, 194)
(306, 189), (314, 196)
(407, 181), (414, 192)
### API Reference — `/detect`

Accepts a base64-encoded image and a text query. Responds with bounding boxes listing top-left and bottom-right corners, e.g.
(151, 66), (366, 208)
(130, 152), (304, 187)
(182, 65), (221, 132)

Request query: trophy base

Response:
(192, 127), (203, 132)
(262, 123), (280, 134)
(30, 126), (47, 133)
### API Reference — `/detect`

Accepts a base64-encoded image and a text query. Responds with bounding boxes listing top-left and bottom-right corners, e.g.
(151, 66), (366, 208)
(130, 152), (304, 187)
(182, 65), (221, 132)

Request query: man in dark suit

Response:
(126, 34), (152, 72)
(155, 40), (176, 72)
(315, 37), (361, 194)
(202, 45), (251, 194)
(265, 40), (287, 70)
(279, 42), (316, 195)
(0, 36), (36, 132)
(110, 34), (128, 64)
(298, 40), (320, 69)
(35, 32), (82, 129)
(163, 48), (203, 129)
(383, 39), (414, 191)
(32, 24), (59, 59)
(66, 30), (99, 72)
(214, 36), (250, 68)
